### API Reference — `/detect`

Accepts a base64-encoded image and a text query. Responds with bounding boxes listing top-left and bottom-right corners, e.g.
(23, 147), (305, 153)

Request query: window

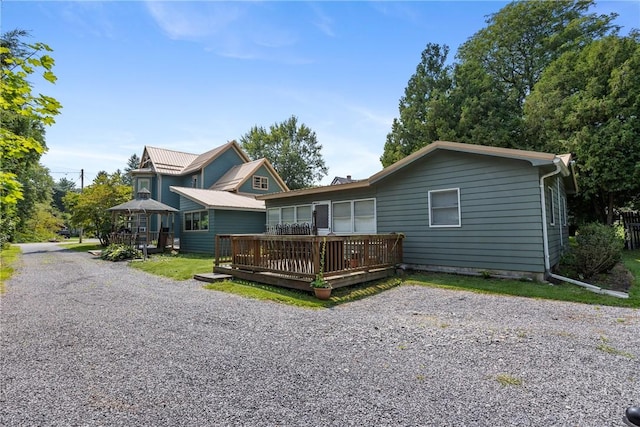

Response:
(267, 208), (280, 227)
(330, 199), (376, 234)
(184, 211), (209, 231)
(562, 197), (568, 226)
(253, 176), (268, 190)
(192, 175), (198, 188)
(281, 207), (295, 224)
(354, 199), (375, 232)
(429, 189), (461, 227)
(332, 202), (351, 233)
(137, 178), (150, 192)
(548, 186), (555, 226)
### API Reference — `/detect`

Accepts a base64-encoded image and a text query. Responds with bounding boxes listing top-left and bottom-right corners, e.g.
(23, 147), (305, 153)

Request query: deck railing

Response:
(215, 233), (404, 280)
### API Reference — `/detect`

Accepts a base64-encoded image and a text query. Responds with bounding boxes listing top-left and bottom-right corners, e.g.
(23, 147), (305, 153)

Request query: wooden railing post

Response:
(214, 235), (220, 268)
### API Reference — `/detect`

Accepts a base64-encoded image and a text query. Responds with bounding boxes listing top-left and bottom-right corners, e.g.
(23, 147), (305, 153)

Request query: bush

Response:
(572, 223), (624, 278)
(100, 244), (142, 262)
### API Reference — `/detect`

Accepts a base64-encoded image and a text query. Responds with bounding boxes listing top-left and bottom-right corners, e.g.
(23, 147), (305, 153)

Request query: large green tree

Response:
(381, 43), (455, 167)
(240, 115), (327, 190)
(0, 29), (61, 244)
(381, 0), (618, 164)
(63, 172), (131, 245)
(524, 33), (640, 224)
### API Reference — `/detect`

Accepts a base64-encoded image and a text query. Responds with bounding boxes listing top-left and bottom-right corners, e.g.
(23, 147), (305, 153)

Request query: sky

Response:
(3, 1), (639, 187)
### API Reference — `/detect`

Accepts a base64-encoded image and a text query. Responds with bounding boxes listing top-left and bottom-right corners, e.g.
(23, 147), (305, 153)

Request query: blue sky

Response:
(3, 1), (639, 187)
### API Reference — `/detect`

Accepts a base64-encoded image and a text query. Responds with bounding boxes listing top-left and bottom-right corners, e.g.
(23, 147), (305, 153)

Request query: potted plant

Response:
(310, 238), (332, 299)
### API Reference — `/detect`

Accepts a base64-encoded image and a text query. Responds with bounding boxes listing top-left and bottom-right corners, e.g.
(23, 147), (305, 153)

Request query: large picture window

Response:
(184, 211), (209, 231)
(429, 188), (461, 227)
(331, 198), (376, 234)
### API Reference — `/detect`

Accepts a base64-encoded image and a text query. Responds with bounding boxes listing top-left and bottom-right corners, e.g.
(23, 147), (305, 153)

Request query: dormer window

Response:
(253, 176), (268, 190)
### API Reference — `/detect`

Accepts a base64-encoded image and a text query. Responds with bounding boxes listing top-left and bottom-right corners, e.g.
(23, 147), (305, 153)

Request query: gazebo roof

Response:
(107, 189), (178, 214)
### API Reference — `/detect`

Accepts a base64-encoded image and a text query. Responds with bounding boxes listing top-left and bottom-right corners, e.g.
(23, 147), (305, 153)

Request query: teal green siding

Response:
(545, 174), (570, 268)
(178, 196), (266, 254)
(375, 151), (546, 273)
(213, 210), (267, 236)
(264, 150), (570, 275)
(202, 149), (246, 188)
(238, 165), (287, 195)
(178, 197), (211, 253)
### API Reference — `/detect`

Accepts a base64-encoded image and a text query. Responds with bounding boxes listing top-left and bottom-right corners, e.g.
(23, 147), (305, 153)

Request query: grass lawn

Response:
(57, 240), (104, 252)
(0, 245), (21, 294)
(128, 250), (640, 309)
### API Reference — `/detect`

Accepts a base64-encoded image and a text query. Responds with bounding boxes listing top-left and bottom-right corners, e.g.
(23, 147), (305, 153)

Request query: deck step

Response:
(193, 272), (234, 283)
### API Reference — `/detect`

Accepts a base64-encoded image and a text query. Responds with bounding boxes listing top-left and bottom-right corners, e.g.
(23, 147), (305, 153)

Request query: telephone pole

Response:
(79, 169), (84, 243)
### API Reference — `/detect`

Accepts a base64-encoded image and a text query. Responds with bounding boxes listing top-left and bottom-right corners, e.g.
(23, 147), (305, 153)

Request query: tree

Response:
(381, 43), (456, 167)
(0, 29), (61, 244)
(52, 177), (76, 213)
(63, 172), (131, 245)
(123, 153), (140, 186)
(524, 34), (640, 224)
(240, 115), (327, 190)
(380, 1), (618, 165)
(14, 162), (55, 239)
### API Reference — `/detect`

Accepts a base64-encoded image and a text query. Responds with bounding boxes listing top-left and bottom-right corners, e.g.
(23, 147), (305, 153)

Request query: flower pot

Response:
(314, 287), (332, 300)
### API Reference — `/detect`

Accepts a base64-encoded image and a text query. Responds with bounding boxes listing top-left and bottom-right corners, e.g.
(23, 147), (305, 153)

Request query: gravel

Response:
(1, 242), (638, 426)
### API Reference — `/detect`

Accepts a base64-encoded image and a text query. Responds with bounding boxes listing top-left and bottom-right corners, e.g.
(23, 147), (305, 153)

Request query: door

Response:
(313, 201), (331, 235)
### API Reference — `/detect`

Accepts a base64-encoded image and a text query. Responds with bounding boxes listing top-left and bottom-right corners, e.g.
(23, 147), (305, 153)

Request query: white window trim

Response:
(253, 175), (269, 190)
(428, 188), (461, 228)
(183, 210), (209, 232)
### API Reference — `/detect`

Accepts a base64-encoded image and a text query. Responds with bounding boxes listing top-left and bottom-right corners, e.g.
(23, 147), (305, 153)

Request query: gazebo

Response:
(107, 188), (179, 254)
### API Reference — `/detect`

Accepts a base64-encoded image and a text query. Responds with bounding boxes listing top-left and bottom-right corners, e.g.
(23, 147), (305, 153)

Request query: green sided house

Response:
(128, 141), (288, 253)
(258, 141), (577, 281)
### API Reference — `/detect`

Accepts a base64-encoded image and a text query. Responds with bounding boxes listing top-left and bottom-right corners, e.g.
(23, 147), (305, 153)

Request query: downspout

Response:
(557, 178), (563, 248)
(540, 159), (628, 299)
(539, 158), (563, 273)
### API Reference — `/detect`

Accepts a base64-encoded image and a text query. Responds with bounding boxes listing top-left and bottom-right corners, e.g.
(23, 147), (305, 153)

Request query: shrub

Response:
(572, 223), (624, 278)
(100, 244), (142, 261)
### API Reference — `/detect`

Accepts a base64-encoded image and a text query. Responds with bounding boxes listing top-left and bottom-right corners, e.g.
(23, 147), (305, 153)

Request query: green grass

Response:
(406, 264), (640, 308)
(129, 253), (215, 280)
(495, 373), (523, 386)
(58, 241), (104, 252)
(123, 250), (640, 308)
(0, 245), (21, 294)
(203, 277), (403, 308)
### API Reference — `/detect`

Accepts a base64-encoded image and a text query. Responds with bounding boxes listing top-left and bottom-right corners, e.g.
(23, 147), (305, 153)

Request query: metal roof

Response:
(169, 187), (265, 211)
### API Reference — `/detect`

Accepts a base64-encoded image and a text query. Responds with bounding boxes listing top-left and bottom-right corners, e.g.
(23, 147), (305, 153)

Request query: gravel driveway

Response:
(1, 242), (638, 426)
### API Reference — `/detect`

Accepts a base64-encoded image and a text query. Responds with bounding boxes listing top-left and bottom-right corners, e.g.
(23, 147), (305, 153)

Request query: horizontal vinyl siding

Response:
(179, 197), (213, 253)
(202, 149), (245, 188)
(376, 151), (546, 274)
(213, 210), (267, 235)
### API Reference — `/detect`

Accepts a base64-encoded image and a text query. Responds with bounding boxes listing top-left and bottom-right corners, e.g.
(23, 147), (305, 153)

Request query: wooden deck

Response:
(213, 233), (404, 291)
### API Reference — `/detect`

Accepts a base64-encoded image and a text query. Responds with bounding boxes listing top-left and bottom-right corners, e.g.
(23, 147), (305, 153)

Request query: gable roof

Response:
(140, 141), (249, 176)
(142, 146), (198, 175)
(209, 158), (289, 192)
(258, 140), (575, 200)
(169, 187), (265, 212)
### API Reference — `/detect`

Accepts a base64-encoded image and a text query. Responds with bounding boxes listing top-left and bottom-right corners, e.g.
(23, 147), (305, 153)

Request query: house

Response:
(257, 141), (577, 281)
(129, 141), (288, 253)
